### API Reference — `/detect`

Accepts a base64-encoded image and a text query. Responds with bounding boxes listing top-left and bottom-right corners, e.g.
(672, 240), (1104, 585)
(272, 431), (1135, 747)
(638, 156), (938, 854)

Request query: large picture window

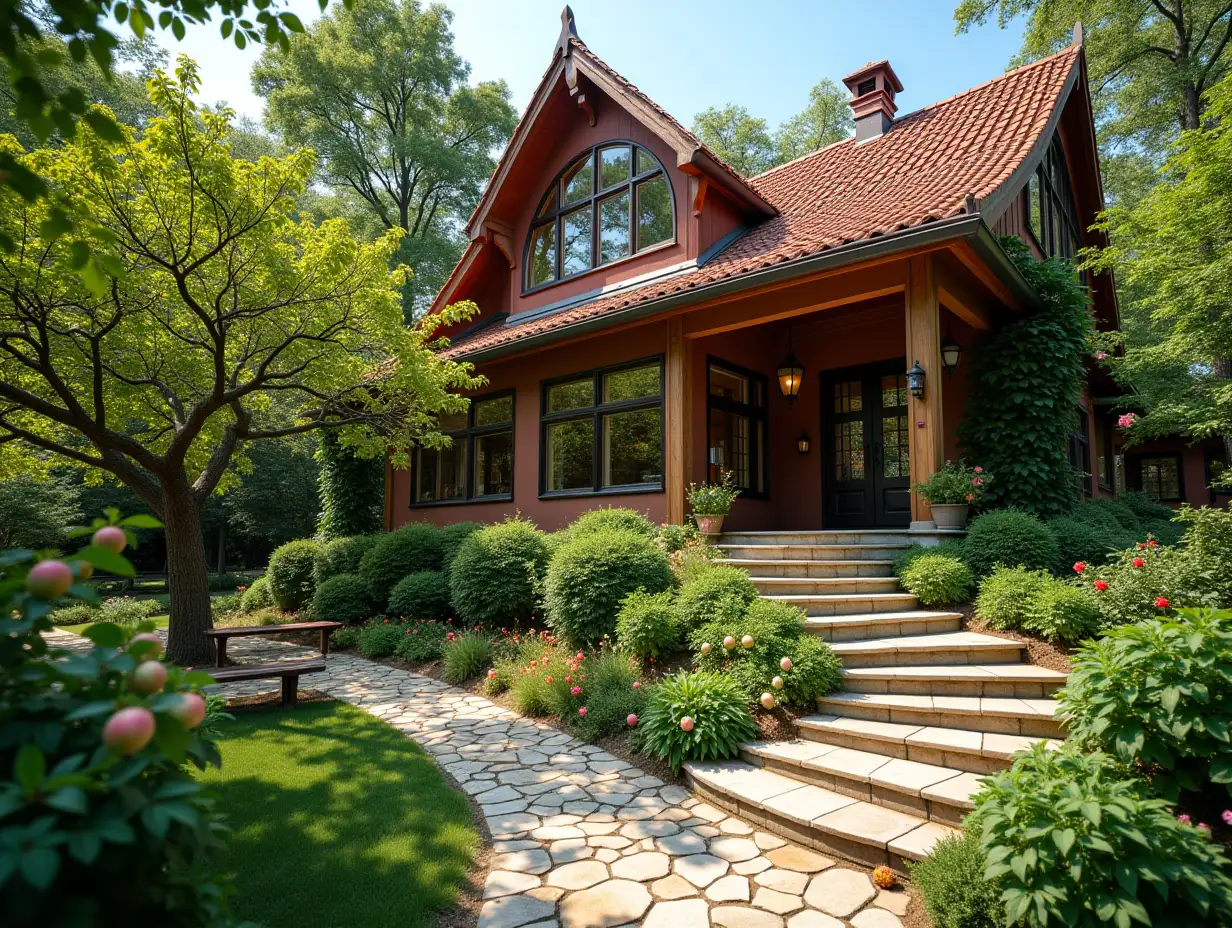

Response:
(541, 359), (664, 496)
(707, 359), (769, 497)
(413, 392), (514, 505)
(525, 143), (674, 292)
(1026, 134), (1082, 262)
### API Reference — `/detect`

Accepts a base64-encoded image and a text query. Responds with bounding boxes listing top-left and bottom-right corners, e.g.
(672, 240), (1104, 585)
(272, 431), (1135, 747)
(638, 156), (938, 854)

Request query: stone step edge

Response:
(796, 714), (1062, 763)
(723, 558), (897, 566)
(828, 634), (1026, 654)
(805, 610), (963, 628)
(764, 592), (920, 604)
(842, 664), (1068, 682)
(716, 544), (911, 552)
(817, 692), (1061, 722)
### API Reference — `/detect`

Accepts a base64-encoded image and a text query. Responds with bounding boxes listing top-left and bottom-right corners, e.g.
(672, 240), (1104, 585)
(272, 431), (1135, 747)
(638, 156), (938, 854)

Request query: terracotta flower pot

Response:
(695, 514), (726, 535)
(929, 503), (970, 529)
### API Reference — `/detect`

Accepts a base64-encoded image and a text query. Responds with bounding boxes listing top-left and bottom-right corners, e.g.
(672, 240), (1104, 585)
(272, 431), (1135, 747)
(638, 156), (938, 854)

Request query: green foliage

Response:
(635, 671), (758, 774)
(1174, 505), (1232, 606)
(774, 78), (854, 163)
(387, 571), (451, 622)
(964, 508), (1061, 578)
(917, 459), (990, 506)
(974, 742), (1232, 928)
(651, 521), (699, 554)
(907, 826), (1003, 928)
(240, 575), (274, 613)
(1059, 607), (1232, 799)
(615, 589), (680, 658)
(442, 632), (493, 684)
(686, 470), (741, 516)
(47, 603), (98, 626)
(311, 573), (376, 626)
(222, 438), (320, 550)
(892, 540), (968, 577)
(569, 651), (645, 741)
(94, 595), (163, 627)
(959, 237), (1093, 518)
(266, 538), (320, 611)
(449, 518), (549, 626)
(1023, 580), (1101, 641)
(393, 619), (451, 663)
(900, 553), (974, 606)
(358, 620), (406, 659)
(314, 431), (384, 540)
(569, 507), (656, 538)
(360, 524), (444, 604)
(691, 104), (777, 176)
(0, 474), (82, 550)
(676, 563), (759, 631)
(485, 629), (555, 696)
(544, 530), (673, 646)
(439, 521), (481, 580)
(332, 625), (360, 651)
(975, 565), (1051, 630)
(313, 534), (379, 585)
(1048, 515), (1122, 572)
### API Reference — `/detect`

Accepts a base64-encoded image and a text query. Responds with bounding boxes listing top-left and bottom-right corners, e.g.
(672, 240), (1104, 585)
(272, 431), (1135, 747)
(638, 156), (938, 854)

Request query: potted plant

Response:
(916, 460), (989, 529)
(687, 471), (741, 535)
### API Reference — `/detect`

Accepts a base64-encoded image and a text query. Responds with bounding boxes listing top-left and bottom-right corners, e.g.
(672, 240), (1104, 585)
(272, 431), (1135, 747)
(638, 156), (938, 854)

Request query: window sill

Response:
(539, 484), (664, 501)
(410, 494), (513, 509)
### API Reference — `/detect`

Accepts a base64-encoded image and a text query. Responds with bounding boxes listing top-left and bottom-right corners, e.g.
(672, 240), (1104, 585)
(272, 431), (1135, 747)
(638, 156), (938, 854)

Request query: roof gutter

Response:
(457, 213), (1041, 364)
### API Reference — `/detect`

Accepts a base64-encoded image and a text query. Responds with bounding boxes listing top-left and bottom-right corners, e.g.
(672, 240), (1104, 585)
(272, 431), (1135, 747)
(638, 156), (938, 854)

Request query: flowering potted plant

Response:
(916, 460), (988, 529)
(687, 471), (741, 535)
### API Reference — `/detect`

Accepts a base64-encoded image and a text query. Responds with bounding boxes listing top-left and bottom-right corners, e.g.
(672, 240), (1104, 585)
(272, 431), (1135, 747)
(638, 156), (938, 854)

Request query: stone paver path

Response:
(45, 629), (913, 927)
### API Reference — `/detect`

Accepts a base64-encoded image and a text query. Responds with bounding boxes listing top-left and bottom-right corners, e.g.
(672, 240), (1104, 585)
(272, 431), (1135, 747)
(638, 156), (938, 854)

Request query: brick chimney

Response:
(843, 60), (904, 143)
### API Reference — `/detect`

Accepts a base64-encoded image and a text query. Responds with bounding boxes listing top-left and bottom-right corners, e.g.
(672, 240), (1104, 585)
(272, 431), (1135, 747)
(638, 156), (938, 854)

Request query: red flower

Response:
(570, 686), (582, 696)
(1148, 539), (1159, 547)
(446, 632), (454, 640)
(974, 466), (984, 474)
(1155, 597), (1170, 609)
(1094, 579), (1109, 591)
(1132, 557), (1146, 568)
(1073, 562), (1086, 574)
(971, 477), (984, 486)
(545, 675), (553, 683)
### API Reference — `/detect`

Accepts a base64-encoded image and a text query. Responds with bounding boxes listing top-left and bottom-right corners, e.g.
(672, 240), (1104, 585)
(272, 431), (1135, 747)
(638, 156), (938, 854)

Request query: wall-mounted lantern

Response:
(796, 431), (812, 454)
(940, 334), (962, 372)
(906, 360), (926, 398)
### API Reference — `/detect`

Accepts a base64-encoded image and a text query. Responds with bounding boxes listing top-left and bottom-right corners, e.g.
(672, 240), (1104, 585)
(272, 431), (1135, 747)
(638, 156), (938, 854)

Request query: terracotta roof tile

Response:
(445, 45), (1081, 359)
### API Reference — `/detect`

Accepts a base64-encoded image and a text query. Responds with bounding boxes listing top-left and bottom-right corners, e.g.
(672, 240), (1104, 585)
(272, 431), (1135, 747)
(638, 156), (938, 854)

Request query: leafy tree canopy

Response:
(0, 472), (82, 549)
(252, 0), (518, 316)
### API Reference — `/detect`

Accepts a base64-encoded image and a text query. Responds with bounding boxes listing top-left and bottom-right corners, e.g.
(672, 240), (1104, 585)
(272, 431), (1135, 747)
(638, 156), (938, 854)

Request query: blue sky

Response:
(150, 0), (1029, 127)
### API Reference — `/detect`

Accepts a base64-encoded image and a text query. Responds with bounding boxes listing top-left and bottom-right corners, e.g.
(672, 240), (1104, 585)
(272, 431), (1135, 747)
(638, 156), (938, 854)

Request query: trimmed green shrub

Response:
(975, 565), (1050, 630)
(313, 534), (378, 584)
(388, 570), (451, 621)
(1022, 579), (1100, 641)
(892, 540), (967, 578)
(442, 631), (493, 684)
(393, 618), (450, 663)
(240, 575), (274, 613)
(900, 553), (973, 606)
(1048, 515), (1122, 572)
(568, 507), (655, 538)
(359, 523), (444, 603)
(907, 826), (1003, 928)
(635, 671), (757, 773)
(332, 625), (360, 650)
(963, 508), (1060, 578)
(267, 537), (320, 611)
(974, 742), (1232, 927)
(48, 603), (99, 626)
(544, 529), (672, 646)
(439, 521), (481, 580)
(615, 589), (680, 658)
(94, 596), (162, 626)
(676, 563), (759, 630)
(450, 518), (550, 626)
(311, 573), (375, 626)
(358, 619), (405, 659)
(1059, 607), (1232, 799)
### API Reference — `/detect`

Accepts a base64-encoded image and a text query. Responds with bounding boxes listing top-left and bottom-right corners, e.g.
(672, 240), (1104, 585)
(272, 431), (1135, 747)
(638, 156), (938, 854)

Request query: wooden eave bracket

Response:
(565, 60), (596, 126)
(483, 221), (516, 268)
(693, 176), (709, 217)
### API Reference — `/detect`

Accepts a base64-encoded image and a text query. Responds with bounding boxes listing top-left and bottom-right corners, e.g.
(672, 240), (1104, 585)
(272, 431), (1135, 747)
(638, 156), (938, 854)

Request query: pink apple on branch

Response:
(93, 525), (128, 553)
(170, 693), (207, 730)
(130, 632), (163, 660)
(103, 706), (156, 755)
(129, 661), (168, 695)
(26, 559), (74, 600)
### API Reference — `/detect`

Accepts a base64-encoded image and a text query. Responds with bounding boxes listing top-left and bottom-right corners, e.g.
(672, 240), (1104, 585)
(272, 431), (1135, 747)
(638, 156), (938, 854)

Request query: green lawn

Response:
(61, 614), (169, 635)
(198, 700), (478, 928)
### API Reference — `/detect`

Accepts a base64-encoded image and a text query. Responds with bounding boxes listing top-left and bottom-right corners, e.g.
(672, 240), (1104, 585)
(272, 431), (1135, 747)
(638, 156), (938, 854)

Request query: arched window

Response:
(525, 142), (674, 291)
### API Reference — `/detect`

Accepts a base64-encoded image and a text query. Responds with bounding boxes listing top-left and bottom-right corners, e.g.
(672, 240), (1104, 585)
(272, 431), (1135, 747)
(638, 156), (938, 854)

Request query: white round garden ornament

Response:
(741, 634), (754, 649)
(700, 642), (713, 656)
(780, 656), (793, 671)
(760, 692), (776, 710)
(771, 675), (784, 690)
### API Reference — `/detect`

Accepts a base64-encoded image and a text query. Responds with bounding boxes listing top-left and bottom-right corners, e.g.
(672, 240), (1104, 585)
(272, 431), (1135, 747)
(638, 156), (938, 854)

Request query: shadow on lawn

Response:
(201, 700), (478, 928)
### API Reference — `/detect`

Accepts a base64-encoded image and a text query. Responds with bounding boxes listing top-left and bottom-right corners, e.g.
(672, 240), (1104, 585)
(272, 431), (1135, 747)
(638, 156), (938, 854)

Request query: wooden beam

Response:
(905, 254), (945, 527)
(665, 317), (692, 525)
(935, 254), (993, 331)
(692, 176), (709, 217)
(950, 240), (1020, 311)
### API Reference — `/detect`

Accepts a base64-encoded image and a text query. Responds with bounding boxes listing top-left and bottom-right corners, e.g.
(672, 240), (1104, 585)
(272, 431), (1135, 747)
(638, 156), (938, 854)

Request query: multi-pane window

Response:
(541, 360), (664, 495)
(1026, 134), (1083, 262)
(879, 375), (910, 479)
(832, 380), (865, 482)
(1137, 455), (1182, 502)
(525, 143), (674, 290)
(1069, 406), (1092, 497)
(707, 360), (769, 497)
(413, 393), (514, 504)
(1094, 414), (1113, 490)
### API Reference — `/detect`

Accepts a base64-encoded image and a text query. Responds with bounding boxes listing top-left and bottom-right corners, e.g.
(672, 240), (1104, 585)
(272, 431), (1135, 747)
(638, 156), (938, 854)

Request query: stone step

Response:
(828, 631), (1026, 668)
(763, 592), (920, 618)
(740, 739), (983, 827)
(724, 558), (896, 578)
(795, 714), (1062, 775)
(716, 543), (910, 562)
(721, 530), (917, 546)
(842, 663), (1068, 698)
(684, 758), (961, 873)
(817, 692), (1064, 739)
(750, 576), (903, 596)
(804, 610), (963, 642)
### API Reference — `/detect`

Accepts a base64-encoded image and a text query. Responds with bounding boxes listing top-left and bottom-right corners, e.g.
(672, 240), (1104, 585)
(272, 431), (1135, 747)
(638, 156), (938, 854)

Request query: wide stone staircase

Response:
(683, 529), (1068, 873)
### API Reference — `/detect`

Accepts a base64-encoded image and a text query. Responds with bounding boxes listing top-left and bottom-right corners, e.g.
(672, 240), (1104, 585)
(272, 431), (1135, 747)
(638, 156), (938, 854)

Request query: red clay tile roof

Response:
(445, 44), (1082, 360)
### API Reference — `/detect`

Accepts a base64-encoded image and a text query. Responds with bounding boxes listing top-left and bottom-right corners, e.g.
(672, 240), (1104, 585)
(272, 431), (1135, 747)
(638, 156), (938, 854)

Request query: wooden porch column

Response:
(905, 255), (946, 528)
(665, 317), (692, 524)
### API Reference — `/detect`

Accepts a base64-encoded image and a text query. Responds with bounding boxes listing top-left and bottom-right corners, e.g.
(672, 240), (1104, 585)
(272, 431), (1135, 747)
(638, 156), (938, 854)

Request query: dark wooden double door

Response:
(822, 360), (912, 528)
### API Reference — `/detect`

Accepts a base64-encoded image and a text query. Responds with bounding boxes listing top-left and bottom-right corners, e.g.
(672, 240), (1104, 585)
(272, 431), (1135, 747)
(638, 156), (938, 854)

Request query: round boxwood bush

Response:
(388, 570), (451, 621)
(900, 552), (973, 606)
(544, 529), (673, 646)
(359, 523), (444, 603)
(963, 509), (1060, 578)
(313, 534), (379, 584)
(266, 538), (320, 611)
(568, 507), (655, 538)
(615, 589), (680, 658)
(1022, 579), (1101, 641)
(975, 565), (1049, 630)
(311, 573), (376, 626)
(240, 575), (274, 613)
(450, 518), (550, 626)
(439, 521), (481, 580)
(676, 563), (759, 630)
(892, 539), (968, 578)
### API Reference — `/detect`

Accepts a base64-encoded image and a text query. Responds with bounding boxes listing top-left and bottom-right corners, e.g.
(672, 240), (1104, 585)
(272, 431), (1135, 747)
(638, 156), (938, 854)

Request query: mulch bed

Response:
(959, 603), (1074, 674)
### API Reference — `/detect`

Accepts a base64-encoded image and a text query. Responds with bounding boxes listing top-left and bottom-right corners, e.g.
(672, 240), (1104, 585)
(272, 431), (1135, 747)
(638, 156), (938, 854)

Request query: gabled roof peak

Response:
(555, 5), (579, 60)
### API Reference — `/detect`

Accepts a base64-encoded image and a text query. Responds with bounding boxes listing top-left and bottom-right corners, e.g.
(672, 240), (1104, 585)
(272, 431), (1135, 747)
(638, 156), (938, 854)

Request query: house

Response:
(384, 8), (1124, 534)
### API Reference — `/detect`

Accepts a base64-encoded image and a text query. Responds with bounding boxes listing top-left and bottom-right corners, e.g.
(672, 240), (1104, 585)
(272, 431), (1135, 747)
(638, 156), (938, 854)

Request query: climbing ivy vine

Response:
(316, 431), (385, 539)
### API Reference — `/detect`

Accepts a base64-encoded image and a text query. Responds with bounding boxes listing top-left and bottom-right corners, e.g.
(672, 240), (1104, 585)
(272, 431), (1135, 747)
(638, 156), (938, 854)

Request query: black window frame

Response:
(409, 390), (516, 507)
(1025, 134), (1083, 265)
(1132, 453), (1185, 503)
(705, 356), (771, 500)
(539, 356), (666, 499)
(1070, 404), (1092, 498)
(1206, 451), (1228, 504)
(523, 141), (676, 295)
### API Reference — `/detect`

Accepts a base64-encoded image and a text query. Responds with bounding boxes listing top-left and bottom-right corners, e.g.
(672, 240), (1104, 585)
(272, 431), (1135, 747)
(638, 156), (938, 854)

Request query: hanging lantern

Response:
(940, 334), (962, 372)
(777, 354), (805, 402)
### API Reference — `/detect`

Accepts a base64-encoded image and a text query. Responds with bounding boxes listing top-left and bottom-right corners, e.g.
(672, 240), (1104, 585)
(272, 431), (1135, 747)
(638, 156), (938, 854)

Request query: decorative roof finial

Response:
(1073, 21), (1084, 45)
(557, 6), (579, 59)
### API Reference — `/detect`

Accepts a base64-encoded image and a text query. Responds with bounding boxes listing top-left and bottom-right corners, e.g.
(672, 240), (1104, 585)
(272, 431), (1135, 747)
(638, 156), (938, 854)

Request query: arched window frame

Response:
(522, 141), (676, 294)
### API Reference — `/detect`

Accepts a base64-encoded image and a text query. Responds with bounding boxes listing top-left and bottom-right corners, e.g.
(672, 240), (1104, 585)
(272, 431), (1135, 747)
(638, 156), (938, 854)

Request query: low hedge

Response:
(900, 552), (973, 606)
(964, 509), (1059, 578)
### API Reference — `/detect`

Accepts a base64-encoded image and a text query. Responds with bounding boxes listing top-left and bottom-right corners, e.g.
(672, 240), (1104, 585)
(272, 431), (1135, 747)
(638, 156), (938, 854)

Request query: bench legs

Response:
(215, 637), (228, 667)
(319, 628), (329, 657)
(281, 674), (300, 708)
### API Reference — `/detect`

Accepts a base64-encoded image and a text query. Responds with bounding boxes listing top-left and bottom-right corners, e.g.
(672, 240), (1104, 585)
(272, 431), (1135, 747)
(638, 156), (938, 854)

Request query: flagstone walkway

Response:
(45, 628), (914, 928)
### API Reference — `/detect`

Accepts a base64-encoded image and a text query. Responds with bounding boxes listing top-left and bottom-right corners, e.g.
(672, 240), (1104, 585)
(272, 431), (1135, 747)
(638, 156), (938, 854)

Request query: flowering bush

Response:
(652, 520), (700, 554)
(634, 671), (757, 773)
(686, 470), (741, 516)
(916, 460), (989, 506)
(1076, 538), (1220, 630)
(358, 618), (408, 658)
(393, 617), (451, 662)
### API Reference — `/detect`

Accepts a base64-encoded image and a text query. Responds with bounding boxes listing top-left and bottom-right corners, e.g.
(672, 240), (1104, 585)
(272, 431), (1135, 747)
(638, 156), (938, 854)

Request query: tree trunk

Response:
(162, 482), (217, 667)
(216, 522), (226, 576)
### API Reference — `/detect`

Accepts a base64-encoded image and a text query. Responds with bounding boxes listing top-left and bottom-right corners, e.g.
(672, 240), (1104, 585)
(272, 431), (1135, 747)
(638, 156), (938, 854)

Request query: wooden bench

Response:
(204, 621), (343, 666)
(209, 657), (325, 707)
